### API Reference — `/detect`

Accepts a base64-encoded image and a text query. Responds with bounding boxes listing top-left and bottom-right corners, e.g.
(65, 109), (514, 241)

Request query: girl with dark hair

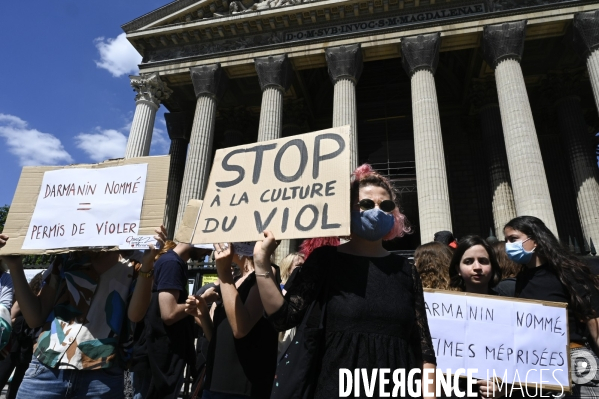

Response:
(504, 216), (599, 398)
(449, 235), (502, 295)
(448, 236), (504, 398)
(252, 164), (437, 398)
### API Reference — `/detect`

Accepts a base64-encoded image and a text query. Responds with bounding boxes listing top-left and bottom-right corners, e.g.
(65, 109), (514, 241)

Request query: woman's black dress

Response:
(268, 246), (436, 398)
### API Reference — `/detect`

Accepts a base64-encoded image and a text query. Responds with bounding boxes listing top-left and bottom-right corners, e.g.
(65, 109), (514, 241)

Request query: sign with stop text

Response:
(22, 164), (148, 249)
(191, 127), (351, 243)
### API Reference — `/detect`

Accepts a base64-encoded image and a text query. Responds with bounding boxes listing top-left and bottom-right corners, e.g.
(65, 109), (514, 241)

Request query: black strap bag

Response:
(270, 279), (329, 399)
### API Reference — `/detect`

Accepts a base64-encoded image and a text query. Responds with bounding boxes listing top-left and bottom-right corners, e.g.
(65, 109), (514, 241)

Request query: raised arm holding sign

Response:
(252, 163), (434, 399)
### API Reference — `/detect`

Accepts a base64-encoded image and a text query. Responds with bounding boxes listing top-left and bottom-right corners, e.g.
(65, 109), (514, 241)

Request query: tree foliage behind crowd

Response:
(0, 205), (8, 234)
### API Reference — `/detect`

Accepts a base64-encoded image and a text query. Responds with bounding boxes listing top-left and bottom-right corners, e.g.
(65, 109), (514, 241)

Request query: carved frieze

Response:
(138, 0), (584, 64)
(485, 0), (583, 12)
(145, 32), (284, 63)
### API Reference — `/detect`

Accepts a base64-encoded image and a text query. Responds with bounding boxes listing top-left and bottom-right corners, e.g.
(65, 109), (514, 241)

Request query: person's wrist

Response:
(254, 260), (269, 272)
(138, 268), (154, 278)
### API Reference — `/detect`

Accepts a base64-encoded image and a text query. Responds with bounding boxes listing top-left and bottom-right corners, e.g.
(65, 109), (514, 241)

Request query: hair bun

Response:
(352, 164), (376, 181)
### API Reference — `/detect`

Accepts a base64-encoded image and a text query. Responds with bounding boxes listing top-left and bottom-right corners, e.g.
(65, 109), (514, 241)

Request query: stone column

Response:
(175, 64), (228, 232)
(472, 82), (517, 237)
(482, 21), (558, 235)
(125, 73), (172, 158)
(547, 74), (599, 244)
(325, 44), (363, 170)
(163, 112), (192, 240)
(401, 33), (452, 244)
(574, 10), (599, 114)
(255, 55), (294, 261)
(255, 54), (293, 142)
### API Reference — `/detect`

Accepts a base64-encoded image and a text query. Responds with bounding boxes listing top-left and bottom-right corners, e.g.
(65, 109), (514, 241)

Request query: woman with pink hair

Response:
(253, 164), (437, 398)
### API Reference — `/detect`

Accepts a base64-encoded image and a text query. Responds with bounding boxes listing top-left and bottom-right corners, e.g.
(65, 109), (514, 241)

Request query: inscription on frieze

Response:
(285, 4), (485, 41)
(148, 2), (595, 63)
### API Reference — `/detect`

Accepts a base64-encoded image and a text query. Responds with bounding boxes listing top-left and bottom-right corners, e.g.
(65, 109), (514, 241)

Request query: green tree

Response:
(0, 205), (8, 234)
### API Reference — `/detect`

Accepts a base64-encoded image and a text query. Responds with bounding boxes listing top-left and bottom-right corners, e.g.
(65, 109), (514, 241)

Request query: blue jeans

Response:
(16, 357), (124, 399)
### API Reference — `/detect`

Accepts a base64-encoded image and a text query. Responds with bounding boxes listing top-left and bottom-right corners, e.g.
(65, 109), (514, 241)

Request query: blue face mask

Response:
(351, 208), (395, 241)
(505, 238), (535, 264)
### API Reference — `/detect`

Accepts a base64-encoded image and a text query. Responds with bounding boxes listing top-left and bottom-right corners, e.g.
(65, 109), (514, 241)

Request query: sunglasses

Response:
(357, 199), (396, 213)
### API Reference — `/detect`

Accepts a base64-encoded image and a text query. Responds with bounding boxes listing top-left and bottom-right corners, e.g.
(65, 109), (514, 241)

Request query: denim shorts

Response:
(16, 357), (124, 399)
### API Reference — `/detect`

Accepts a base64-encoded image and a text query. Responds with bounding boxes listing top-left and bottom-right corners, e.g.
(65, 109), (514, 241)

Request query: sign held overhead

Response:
(23, 164), (148, 250)
(0, 156), (170, 255)
(192, 127), (351, 244)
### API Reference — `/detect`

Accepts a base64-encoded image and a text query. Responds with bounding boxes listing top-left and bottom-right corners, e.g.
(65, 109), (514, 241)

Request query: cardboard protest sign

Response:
(424, 290), (571, 392)
(191, 127), (351, 244)
(174, 199), (203, 244)
(1, 156), (170, 255)
(22, 164), (148, 250)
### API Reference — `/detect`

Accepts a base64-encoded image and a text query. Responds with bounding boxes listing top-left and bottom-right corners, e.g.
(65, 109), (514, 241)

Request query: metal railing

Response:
(370, 161), (417, 193)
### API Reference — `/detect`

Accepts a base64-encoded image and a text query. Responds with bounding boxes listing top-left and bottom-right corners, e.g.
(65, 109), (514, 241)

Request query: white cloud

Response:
(75, 128), (128, 162)
(0, 114), (73, 166)
(94, 33), (142, 77)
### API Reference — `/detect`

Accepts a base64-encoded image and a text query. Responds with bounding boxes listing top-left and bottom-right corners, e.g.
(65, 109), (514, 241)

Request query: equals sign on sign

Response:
(77, 203), (91, 211)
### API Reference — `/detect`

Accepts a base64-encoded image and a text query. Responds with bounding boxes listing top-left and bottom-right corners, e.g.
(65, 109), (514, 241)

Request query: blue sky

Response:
(0, 1), (171, 206)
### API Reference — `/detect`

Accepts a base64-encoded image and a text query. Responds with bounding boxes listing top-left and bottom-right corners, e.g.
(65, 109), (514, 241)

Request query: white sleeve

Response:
(0, 274), (14, 311)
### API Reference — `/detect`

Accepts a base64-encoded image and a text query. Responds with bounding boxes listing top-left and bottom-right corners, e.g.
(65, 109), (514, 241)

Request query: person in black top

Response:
(448, 236), (504, 398)
(490, 241), (520, 298)
(132, 241), (212, 399)
(186, 242), (278, 399)
(504, 216), (599, 398)
(252, 164), (437, 398)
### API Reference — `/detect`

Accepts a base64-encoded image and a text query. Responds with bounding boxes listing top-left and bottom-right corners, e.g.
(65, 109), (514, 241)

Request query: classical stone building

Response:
(122, 0), (599, 253)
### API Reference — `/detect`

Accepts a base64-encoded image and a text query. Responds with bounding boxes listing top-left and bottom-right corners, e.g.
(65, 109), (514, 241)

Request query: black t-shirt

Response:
(204, 273), (278, 398)
(153, 250), (188, 302)
(494, 277), (516, 297)
(516, 264), (599, 343)
(152, 249), (195, 363)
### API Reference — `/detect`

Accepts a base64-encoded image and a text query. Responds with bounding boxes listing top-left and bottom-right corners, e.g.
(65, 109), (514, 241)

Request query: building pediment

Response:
(122, 0), (333, 33)
(123, 0), (587, 68)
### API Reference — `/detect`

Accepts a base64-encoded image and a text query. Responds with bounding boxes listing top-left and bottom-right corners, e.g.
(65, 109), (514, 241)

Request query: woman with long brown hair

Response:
(504, 216), (599, 398)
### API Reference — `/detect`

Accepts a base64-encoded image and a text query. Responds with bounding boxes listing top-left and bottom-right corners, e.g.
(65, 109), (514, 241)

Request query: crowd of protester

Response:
(0, 163), (599, 399)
